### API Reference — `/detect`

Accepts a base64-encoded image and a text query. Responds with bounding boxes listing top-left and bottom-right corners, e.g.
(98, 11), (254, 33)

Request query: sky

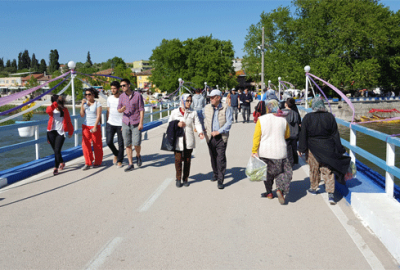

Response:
(1, 0), (400, 66)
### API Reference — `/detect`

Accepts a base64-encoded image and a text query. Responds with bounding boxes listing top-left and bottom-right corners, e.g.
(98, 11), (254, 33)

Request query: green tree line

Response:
(243, 0), (400, 93)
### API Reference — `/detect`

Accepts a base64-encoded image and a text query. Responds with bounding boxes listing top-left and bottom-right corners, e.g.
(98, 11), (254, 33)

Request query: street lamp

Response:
(68, 60), (78, 146)
(178, 78), (183, 96)
(216, 85), (219, 90)
(268, 80), (271, 88)
(304, 66), (311, 108)
(257, 27), (265, 90)
(278, 77), (281, 100)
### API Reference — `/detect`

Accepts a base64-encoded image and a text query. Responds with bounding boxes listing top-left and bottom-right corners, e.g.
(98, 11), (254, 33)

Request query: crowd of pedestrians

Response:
(46, 81), (349, 205)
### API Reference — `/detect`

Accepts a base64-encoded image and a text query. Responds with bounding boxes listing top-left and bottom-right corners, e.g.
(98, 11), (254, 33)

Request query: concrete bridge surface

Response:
(0, 118), (398, 269)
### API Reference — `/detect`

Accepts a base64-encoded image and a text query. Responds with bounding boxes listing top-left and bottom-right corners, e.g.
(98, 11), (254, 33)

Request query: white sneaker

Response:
(82, 165), (90, 170)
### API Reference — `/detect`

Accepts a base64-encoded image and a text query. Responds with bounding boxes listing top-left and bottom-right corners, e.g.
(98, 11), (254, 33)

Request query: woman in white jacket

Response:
(169, 94), (204, 187)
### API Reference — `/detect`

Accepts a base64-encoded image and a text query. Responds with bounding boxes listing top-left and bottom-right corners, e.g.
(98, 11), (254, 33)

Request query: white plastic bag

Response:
(245, 156), (267, 182)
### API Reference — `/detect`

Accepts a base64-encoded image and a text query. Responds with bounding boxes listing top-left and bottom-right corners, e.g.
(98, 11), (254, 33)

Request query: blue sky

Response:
(1, 0), (399, 65)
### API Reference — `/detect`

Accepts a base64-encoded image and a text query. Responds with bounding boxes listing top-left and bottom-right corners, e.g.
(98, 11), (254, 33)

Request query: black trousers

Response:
(47, 130), (65, 168)
(207, 135), (227, 183)
(286, 138), (299, 166)
(106, 123), (124, 163)
(241, 106), (250, 122)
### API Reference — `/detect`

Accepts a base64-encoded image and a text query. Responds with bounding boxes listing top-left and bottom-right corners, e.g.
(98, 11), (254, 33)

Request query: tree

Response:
(242, 0), (400, 93)
(21, 50), (31, 70)
(31, 53), (39, 71)
(86, 51), (93, 67)
(25, 76), (39, 90)
(150, 35), (237, 92)
(0, 58), (4, 70)
(11, 59), (17, 69)
(49, 49), (60, 74)
(6, 60), (11, 68)
(39, 59), (47, 73)
(18, 52), (23, 70)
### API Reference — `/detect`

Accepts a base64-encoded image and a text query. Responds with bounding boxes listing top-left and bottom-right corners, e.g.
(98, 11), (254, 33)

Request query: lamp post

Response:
(278, 77), (281, 100)
(178, 78), (183, 97)
(268, 80), (271, 88)
(304, 66), (310, 108)
(216, 85), (219, 90)
(68, 60), (78, 146)
(257, 27), (265, 91)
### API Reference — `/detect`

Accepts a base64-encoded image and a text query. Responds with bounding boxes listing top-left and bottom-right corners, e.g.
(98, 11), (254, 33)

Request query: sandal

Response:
(59, 163), (65, 171)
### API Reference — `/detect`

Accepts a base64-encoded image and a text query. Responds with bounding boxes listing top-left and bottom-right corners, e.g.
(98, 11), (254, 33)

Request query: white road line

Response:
(138, 178), (173, 212)
(299, 158), (385, 270)
(85, 237), (123, 270)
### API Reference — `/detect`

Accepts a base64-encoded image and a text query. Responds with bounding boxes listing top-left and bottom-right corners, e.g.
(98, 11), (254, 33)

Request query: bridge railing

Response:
(0, 101), (179, 164)
(298, 106), (400, 200)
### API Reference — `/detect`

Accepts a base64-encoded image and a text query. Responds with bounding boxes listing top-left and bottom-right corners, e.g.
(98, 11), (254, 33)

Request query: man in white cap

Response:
(203, 89), (233, 189)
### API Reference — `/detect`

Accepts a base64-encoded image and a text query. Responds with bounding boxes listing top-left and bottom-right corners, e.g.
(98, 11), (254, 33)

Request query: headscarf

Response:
(266, 100), (279, 114)
(311, 96), (327, 112)
(180, 94), (192, 110)
(266, 89), (279, 101)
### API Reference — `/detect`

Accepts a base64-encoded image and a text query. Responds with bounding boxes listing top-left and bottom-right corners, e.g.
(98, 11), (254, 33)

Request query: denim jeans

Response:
(231, 106), (238, 122)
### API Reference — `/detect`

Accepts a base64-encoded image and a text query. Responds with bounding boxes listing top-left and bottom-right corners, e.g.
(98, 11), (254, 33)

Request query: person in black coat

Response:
(298, 96), (350, 205)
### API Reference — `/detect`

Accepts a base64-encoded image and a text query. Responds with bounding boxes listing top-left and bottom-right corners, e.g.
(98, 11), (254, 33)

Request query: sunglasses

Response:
(121, 84), (128, 87)
(186, 100), (192, 102)
(85, 93), (92, 96)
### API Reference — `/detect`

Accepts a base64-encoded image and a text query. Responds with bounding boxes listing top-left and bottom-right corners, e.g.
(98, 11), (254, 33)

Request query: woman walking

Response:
(283, 98), (301, 166)
(80, 88), (103, 170)
(168, 94), (204, 187)
(298, 97), (350, 205)
(251, 100), (292, 204)
(46, 95), (74, 176)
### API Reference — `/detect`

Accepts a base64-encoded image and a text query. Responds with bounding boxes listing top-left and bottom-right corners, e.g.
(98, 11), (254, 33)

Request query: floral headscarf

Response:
(266, 100), (279, 114)
(311, 96), (326, 112)
(180, 94), (192, 109)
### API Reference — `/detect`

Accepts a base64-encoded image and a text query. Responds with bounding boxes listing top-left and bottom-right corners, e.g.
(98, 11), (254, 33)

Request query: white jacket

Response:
(168, 108), (203, 151)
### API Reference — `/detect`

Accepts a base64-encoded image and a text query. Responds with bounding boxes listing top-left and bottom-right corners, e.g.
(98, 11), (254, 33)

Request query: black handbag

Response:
(160, 133), (174, 151)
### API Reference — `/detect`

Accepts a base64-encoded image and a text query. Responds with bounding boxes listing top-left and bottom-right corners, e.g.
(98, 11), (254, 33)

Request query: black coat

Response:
(298, 111), (350, 184)
(166, 120), (184, 151)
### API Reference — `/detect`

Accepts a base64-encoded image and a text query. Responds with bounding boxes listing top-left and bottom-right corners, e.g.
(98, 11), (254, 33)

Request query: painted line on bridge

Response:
(299, 158), (385, 270)
(85, 237), (123, 270)
(138, 178), (174, 212)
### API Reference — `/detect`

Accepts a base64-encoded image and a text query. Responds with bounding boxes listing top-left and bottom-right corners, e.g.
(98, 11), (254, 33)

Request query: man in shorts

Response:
(117, 79), (144, 171)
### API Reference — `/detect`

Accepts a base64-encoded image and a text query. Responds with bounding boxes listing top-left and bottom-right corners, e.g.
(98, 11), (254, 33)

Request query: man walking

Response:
(106, 81), (124, 168)
(203, 89), (233, 189)
(230, 88), (240, 123)
(117, 79), (144, 172)
(239, 88), (253, 123)
(192, 88), (206, 128)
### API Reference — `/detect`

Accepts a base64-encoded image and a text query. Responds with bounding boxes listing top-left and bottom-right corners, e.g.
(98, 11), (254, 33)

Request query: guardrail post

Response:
(101, 113), (106, 140)
(159, 104), (162, 119)
(35, 125), (40, 160)
(386, 142), (395, 198)
(150, 106), (153, 122)
(74, 118), (78, 147)
(350, 126), (356, 164)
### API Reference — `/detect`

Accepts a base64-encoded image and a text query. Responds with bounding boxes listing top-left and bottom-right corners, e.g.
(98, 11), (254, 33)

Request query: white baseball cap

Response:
(208, 89), (222, 97)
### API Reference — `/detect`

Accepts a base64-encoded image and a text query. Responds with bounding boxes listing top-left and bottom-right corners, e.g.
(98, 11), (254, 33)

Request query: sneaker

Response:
(328, 193), (336, 205)
(59, 163), (65, 171)
(113, 156), (117, 166)
(308, 188), (318, 195)
(276, 189), (285, 205)
(117, 162), (123, 168)
(53, 168), (58, 176)
(136, 155), (142, 167)
(82, 165), (90, 170)
(183, 181), (190, 187)
(261, 192), (274, 199)
(124, 164), (134, 172)
(218, 182), (224, 189)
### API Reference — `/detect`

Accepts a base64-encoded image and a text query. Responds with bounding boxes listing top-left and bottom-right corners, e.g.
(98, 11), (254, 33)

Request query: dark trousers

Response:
(231, 106), (238, 122)
(106, 123), (124, 163)
(47, 130), (65, 168)
(207, 135), (227, 183)
(242, 106), (250, 122)
(286, 139), (299, 166)
(174, 149), (193, 181)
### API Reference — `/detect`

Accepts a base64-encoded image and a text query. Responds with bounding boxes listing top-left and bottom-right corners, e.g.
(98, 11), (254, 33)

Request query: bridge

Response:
(1, 110), (399, 269)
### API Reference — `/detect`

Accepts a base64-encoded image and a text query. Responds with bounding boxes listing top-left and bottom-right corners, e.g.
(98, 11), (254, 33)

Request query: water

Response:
(0, 108), (169, 172)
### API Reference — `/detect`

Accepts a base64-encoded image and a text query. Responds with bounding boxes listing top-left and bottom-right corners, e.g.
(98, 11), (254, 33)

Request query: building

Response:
(0, 77), (23, 87)
(132, 60), (152, 73)
(22, 74), (44, 86)
(232, 58), (242, 72)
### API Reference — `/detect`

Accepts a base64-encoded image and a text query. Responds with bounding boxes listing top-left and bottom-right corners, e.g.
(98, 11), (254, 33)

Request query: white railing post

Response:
(101, 113), (106, 140)
(304, 66), (310, 109)
(386, 142), (395, 198)
(159, 104), (162, 119)
(35, 125), (40, 160)
(150, 106), (153, 122)
(350, 127), (357, 164)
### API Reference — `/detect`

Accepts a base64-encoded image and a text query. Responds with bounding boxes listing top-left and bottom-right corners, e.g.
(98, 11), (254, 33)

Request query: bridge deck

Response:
(0, 119), (398, 269)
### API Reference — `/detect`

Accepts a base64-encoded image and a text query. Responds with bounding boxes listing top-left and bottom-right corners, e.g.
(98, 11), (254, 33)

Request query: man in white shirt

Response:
(106, 81), (124, 168)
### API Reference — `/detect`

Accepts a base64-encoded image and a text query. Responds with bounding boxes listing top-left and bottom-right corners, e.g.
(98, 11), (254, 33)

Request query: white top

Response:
(107, 95), (123, 126)
(51, 109), (65, 136)
(83, 101), (102, 126)
(258, 114), (287, 159)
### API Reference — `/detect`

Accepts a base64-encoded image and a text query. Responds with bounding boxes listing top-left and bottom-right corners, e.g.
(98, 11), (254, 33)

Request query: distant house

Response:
(236, 70), (252, 90)
(0, 77), (23, 87)
(232, 58), (243, 72)
(37, 74), (52, 86)
(22, 74), (44, 86)
(136, 69), (158, 93)
(132, 60), (152, 73)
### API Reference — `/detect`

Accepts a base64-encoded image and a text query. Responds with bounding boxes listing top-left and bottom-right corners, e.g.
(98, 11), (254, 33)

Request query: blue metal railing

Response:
(298, 106), (400, 200)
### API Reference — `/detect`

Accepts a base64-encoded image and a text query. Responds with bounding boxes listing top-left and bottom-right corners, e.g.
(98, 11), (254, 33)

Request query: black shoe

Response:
(176, 180), (182, 188)
(183, 181), (190, 187)
(211, 176), (217, 182)
(136, 155), (142, 167)
(218, 182), (224, 189)
(124, 164), (134, 172)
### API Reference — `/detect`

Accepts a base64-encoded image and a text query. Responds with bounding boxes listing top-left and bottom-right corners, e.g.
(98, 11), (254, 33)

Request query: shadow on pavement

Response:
(139, 153), (175, 168)
(224, 167), (246, 187)
(285, 176), (310, 203)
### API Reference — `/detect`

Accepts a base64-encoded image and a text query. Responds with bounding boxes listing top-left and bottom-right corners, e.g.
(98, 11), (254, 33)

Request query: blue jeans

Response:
(196, 110), (205, 130)
(231, 106), (238, 122)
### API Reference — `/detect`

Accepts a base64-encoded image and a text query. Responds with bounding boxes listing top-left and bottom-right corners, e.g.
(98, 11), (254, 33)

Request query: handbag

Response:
(160, 132), (174, 151)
